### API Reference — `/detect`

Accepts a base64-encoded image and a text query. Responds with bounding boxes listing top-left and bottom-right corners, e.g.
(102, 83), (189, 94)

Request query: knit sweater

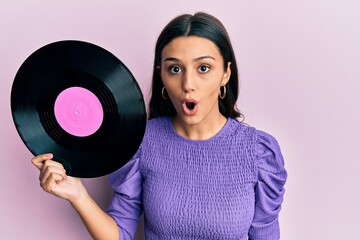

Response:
(108, 117), (287, 240)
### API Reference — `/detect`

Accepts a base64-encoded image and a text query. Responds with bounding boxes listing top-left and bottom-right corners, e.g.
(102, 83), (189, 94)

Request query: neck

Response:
(172, 113), (228, 140)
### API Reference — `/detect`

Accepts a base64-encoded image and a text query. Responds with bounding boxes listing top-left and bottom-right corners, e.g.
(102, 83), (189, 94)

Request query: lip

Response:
(182, 98), (198, 116)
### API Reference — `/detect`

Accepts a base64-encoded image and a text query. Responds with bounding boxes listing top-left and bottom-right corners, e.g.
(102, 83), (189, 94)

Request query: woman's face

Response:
(160, 36), (231, 126)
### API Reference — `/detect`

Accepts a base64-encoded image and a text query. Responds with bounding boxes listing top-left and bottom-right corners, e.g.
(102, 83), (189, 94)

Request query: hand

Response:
(32, 153), (87, 205)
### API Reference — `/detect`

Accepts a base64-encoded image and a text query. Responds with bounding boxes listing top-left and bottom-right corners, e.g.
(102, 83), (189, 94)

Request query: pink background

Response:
(1, 1), (359, 239)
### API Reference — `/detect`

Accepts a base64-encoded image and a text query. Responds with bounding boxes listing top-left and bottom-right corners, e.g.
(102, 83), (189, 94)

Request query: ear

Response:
(156, 65), (161, 75)
(221, 62), (231, 86)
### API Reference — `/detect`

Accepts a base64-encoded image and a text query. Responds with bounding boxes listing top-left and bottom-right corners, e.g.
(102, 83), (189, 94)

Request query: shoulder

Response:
(140, 117), (174, 147)
(226, 118), (257, 142)
(146, 116), (169, 129)
(229, 119), (282, 154)
(230, 119), (285, 173)
(228, 119), (280, 143)
(255, 129), (281, 152)
(253, 128), (286, 176)
(226, 118), (256, 138)
(143, 117), (170, 137)
(226, 119), (282, 155)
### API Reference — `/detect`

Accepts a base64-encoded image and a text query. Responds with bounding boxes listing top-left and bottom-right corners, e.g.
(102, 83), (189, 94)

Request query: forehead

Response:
(161, 36), (222, 60)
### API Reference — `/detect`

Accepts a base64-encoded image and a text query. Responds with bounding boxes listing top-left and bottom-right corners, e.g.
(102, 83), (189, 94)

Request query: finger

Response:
(39, 160), (67, 182)
(31, 153), (53, 170)
(41, 172), (64, 194)
(40, 166), (67, 184)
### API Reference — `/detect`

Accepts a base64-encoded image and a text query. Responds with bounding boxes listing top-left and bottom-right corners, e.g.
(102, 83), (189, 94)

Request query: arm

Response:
(248, 131), (287, 240)
(70, 188), (119, 240)
(32, 154), (119, 240)
(107, 153), (143, 240)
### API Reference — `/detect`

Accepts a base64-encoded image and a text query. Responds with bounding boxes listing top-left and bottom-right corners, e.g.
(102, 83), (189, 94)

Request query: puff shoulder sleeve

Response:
(107, 148), (142, 240)
(248, 130), (287, 240)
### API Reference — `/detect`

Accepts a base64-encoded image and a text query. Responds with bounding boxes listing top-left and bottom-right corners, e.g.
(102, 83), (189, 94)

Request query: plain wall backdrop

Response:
(1, 0), (359, 239)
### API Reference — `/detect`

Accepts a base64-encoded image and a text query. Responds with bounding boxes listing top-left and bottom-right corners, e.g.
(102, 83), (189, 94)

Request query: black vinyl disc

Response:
(11, 40), (146, 178)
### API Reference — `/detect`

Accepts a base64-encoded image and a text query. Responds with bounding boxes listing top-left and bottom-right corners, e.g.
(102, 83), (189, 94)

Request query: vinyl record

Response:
(11, 40), (146, 178)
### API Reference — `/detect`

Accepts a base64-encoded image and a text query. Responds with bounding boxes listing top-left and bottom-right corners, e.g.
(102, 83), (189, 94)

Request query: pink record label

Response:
(54, 87), (104, 137)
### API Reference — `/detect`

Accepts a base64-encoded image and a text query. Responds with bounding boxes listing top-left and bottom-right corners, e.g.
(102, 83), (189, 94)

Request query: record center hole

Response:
(75, 109), (80, 115)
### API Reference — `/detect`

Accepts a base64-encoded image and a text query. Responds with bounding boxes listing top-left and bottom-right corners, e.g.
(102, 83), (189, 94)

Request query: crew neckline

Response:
(165, 116), (233, 144)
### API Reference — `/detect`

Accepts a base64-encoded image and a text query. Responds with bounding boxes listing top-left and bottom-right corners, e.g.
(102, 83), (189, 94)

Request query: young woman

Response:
(32, 12), (287, 240)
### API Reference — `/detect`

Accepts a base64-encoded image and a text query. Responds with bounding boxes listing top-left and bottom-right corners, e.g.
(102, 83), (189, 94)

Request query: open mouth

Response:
(185, 102), (196, 110)
(182, 100), (198, 116)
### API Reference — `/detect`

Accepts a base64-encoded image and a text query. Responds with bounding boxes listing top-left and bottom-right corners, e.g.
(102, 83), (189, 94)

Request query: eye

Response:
(169, 65), (182, 74)
(198, 65), (210, 73)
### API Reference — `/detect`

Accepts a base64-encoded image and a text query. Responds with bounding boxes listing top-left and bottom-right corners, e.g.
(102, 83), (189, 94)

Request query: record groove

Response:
(11, 40), (146, 178)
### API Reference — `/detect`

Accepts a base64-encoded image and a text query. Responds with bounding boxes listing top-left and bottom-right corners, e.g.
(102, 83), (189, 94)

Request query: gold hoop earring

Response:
(162, 86), (168, 100)
(219, 85), (226, 99)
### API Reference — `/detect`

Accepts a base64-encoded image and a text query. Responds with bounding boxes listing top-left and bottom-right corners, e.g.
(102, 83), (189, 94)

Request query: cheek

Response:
(202, 81), (221, 97)
(163, 82), (180, 99)
(162, 82), (181, 107)
(162, 75), (183, 93)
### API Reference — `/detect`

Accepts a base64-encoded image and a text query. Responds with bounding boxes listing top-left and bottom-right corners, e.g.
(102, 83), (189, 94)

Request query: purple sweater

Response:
(108, 117), (287, 240)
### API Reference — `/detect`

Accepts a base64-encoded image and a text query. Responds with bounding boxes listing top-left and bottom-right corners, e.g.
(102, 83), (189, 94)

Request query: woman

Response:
(32, 12), (287, 240)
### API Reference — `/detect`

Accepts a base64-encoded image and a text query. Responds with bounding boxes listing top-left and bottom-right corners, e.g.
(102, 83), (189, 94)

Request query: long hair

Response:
(148, 12), (244, 121)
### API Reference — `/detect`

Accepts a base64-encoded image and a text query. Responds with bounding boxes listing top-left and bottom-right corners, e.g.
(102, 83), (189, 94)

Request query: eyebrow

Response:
(163, 55), (216, 62)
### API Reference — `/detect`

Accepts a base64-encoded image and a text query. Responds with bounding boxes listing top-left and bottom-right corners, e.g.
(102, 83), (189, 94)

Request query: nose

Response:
(182, 70), (195, 93)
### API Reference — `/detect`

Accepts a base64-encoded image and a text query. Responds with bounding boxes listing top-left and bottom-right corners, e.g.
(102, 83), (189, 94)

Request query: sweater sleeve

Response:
(107, 148), (142, 240)
(248, 130), (287, 240)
